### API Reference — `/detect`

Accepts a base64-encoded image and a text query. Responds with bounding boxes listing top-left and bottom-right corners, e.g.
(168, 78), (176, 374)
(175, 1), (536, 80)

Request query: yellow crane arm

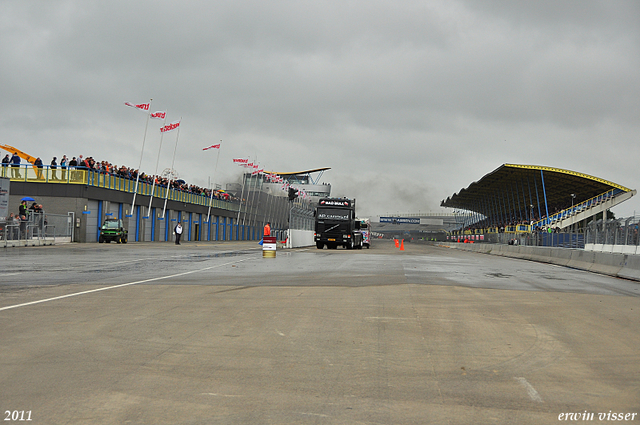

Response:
(0, 144), (39, 170)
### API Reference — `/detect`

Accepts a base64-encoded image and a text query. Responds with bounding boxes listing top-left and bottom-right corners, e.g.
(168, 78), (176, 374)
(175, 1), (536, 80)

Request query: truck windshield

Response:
(317, 208), (349, 221)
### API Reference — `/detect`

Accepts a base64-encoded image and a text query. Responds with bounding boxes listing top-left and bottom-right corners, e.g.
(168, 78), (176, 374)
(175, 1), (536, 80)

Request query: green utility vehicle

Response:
(99, 218), (128, 244)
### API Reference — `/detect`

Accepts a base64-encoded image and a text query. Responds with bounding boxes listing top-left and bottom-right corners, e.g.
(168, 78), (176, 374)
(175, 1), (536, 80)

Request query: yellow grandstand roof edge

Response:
(504, 164), (632, 192)
(261, 167), (331, 176)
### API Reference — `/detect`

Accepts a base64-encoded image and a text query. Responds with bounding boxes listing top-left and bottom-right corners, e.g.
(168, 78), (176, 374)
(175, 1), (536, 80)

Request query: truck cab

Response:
(314, 198), (363, 249)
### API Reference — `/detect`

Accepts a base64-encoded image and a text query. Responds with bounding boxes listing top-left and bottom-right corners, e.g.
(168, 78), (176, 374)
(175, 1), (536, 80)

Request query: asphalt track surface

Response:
(0, 241), (638, 424)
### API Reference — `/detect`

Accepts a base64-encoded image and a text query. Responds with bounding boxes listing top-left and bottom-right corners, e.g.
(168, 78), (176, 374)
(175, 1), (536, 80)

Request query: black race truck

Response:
(314, 198), (363, 249)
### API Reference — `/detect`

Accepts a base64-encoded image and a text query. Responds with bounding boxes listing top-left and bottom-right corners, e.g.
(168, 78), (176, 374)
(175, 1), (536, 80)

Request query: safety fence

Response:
(447, 215), (640, 252)
(447, 231), (585, 249)
(584, 215), (640, 253)
(289, 199), (315, 231)
(0, 212), (72, 247)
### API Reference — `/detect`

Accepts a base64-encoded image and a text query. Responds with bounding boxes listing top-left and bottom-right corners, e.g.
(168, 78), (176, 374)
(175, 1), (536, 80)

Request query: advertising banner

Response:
(0, 177), (9, 220)
(380, 217), (421, 225)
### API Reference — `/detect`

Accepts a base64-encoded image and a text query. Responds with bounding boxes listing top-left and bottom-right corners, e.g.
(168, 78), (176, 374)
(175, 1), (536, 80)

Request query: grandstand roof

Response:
(264, 167), (330, 176)
(441, 164), (633, 214)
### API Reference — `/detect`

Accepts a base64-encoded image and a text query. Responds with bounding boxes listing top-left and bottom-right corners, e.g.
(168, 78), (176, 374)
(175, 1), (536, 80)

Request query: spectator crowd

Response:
(1, 153), (235, 202)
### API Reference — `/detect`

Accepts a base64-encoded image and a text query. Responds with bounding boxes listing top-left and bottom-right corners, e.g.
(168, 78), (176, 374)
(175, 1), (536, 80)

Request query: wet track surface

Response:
(1, 241), (639, 424)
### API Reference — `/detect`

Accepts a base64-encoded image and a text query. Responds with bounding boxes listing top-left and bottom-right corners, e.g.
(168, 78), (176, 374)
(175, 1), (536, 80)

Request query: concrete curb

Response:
(438, 243), (640, 282)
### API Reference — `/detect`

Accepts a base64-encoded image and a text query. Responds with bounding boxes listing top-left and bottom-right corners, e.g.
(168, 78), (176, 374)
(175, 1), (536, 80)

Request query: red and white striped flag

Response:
(203, 144), (221, 150)
(124, 102), (150, 111)
(160, 121), (180, 133)
(150, 111), (166, 120)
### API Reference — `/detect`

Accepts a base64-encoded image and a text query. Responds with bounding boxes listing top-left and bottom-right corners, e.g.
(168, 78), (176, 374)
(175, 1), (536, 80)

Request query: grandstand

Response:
(441, 164), (636, 235)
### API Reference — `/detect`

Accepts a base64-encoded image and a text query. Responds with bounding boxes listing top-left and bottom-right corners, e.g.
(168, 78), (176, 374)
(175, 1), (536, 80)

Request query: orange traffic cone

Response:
(400, 240), (404, 251)
(394, 239), (399, 248)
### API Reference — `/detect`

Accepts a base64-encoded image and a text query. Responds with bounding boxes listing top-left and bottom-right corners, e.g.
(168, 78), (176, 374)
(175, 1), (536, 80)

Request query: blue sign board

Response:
(380, 217), (420, 224)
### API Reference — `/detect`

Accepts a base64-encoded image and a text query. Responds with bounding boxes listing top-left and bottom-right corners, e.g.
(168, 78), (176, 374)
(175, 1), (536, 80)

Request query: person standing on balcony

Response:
(50, 157), (57, 180)
(60, 155), (68, 181)
(10, 153), (20, 178)
(69, 157), (77, 180)
(34, 157), (44, 180)
(1, 154), (9, 177)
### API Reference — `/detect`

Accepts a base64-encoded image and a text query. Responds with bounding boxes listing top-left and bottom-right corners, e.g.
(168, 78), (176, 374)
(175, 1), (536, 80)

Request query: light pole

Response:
(571, 193), (576, 242)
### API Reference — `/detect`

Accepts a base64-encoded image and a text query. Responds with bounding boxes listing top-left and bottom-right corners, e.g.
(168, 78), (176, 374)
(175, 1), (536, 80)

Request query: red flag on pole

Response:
(150, 111), (166, 120)
(203, 144), (221, 150)
(160, 121), (180, 133)
(124, 102), (150, 111)
(233, 158), (248, 164)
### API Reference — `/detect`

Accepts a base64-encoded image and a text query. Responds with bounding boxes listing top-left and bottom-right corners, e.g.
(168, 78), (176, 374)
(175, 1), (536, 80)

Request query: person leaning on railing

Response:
(10, 153), (20, 178)
(1, 154), (9, 177)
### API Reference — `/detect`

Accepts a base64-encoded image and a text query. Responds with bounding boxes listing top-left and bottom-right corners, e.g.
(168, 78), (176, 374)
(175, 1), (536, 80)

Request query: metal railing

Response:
(1, 164), (239, 212)
(0, 211), (71, 246)
(585, 216), (640, 247)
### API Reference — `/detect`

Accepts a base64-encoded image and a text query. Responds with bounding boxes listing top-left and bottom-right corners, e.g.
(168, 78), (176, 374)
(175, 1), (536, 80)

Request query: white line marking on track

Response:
(515, 377), (543, 403)
(0, 257), (255, 312)
(201, 393), (244, 397)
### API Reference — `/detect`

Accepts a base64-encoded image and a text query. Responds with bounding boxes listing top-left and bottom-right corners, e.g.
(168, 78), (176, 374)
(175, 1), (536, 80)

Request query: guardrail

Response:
(0, 213), (60, 247)
(1, 164), (239, 212)
(534, 188), (622, 228)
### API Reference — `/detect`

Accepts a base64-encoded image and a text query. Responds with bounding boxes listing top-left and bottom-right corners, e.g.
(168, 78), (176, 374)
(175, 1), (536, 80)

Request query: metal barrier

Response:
(448, 215), (640, 251)
(585, 215), (640, 247)
(0, 212), (73, 247)
(2, 164), (239, 212)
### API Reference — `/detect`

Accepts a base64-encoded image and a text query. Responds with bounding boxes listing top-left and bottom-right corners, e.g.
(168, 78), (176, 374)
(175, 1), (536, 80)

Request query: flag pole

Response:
(206, 140), (222, 223)
(236, 165), (247, 226)
(131, 98), (152, 217)
(245, 158), (258, 229)
(147, 111), (167, 214)
(162, 117), (182, 219)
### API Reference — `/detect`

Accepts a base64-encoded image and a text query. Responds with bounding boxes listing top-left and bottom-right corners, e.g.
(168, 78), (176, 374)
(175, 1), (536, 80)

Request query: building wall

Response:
(8, 181), (288, 243)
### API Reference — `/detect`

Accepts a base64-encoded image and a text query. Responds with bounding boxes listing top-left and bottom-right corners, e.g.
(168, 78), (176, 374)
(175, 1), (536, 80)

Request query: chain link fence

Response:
(450, 215), (640, 251)
(585, 215), (640, 246)
(289, 199), (315, 231)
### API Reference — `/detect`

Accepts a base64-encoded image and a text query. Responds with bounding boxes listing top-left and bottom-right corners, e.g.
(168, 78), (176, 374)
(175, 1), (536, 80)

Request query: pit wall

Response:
(286, 230), (315, 248)
(584, 244), (640, 255)
(438, 243), (640, 282)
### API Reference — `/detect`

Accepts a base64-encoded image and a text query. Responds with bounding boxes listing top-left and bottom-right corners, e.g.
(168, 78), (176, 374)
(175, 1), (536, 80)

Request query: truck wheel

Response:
(122, 235), (128, 244)
(316, 242), (324, 249)
(99, 236), (104, 243)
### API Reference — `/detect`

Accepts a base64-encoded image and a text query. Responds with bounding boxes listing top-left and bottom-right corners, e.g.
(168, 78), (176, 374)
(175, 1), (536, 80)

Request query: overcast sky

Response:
(2, 0), (639, 217)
